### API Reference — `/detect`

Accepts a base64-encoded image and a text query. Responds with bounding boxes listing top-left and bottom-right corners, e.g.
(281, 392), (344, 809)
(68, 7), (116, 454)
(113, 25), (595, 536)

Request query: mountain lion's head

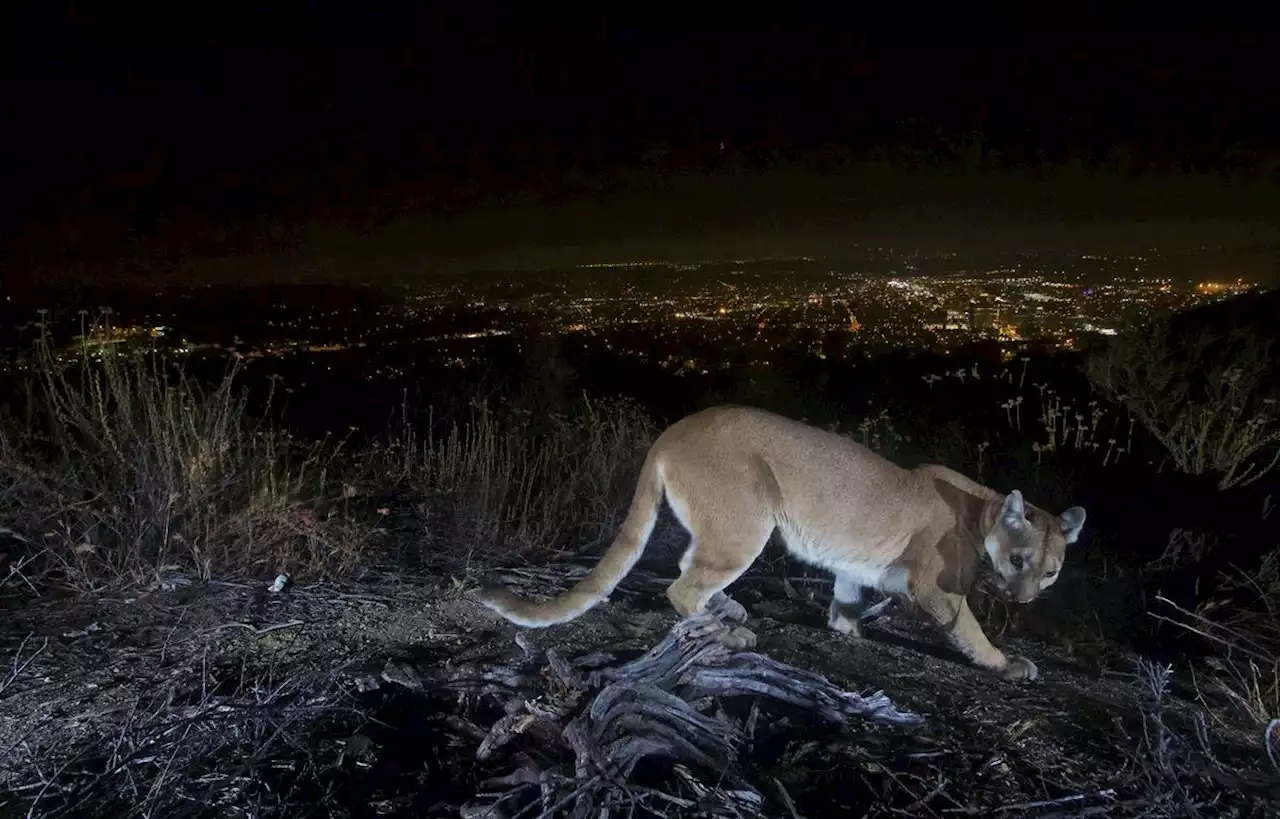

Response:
(982, 489), (1086, 604)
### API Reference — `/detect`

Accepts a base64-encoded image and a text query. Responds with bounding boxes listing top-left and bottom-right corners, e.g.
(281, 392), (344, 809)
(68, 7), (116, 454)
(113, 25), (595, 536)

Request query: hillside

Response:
(2, 294), (1279, 817)
(1, 541), (1273, 817)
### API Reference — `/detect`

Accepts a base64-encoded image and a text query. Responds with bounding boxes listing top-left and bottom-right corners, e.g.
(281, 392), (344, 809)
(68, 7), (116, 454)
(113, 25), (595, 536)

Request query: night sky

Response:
(4, 8), (1280, 283)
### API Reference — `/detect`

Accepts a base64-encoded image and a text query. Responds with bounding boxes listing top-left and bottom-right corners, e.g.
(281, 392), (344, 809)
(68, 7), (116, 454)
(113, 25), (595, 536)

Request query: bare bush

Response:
(1084, 316), (1280, 490)
(364, 395), (657, 560)
(1150, 547), (1280, 728)
(0, 322), (371, 591)
(1128, 658), (1280, 816)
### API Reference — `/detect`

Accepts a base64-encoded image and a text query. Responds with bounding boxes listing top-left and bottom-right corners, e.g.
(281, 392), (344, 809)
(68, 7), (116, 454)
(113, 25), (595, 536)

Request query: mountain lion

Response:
(474, 405), (1086, 680)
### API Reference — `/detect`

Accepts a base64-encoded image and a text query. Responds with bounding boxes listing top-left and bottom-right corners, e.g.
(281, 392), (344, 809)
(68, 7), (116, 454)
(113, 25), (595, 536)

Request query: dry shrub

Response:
(0, 323), (370, 591)
(1150, 548), (1280, 728)
(1084, 316), (1280, 490)
(367, 395), (657, 561)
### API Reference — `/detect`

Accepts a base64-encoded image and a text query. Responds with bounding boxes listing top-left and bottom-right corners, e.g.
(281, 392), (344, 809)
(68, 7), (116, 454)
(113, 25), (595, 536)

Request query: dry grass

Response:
(1124, 656), (1280, 817)
(1084, 315), (1280, 490)
(0, 322), (374, 592)
(1149, 548), (1280, 730)
(361, 395), (658, 563)
(0, 321), (659, 593)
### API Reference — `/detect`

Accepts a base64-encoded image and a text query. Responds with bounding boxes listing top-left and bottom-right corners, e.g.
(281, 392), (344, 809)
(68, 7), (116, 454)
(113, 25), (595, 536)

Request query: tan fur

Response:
(474, 405), (1087, 680)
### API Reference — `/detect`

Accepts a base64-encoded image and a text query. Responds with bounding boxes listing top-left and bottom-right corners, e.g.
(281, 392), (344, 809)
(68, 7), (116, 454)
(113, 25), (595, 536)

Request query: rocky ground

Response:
(1, 540), (1276, 818)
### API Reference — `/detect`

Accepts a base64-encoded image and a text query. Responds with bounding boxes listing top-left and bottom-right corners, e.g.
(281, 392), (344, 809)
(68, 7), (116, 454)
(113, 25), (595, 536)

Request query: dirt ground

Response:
(0, 546), (1275, 818)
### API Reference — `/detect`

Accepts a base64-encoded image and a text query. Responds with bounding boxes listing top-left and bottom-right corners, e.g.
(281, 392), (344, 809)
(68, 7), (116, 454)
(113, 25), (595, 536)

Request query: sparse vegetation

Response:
(1159, 548), (1280, 729)
(1084, 315), (1280, 490)
(0, 322), (658, 590)
(361, 394), (657, 562)
(0, 322), (376, 591)
(2, 306), (1280, 817)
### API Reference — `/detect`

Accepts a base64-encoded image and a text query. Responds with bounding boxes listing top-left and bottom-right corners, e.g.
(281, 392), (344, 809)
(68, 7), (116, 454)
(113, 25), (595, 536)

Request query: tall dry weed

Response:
(367, 394), (657, 562)
(0, 321), (369, 590)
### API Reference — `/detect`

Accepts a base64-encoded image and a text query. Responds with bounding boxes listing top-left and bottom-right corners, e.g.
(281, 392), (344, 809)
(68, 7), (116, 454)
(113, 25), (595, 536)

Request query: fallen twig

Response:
(1, 632), (48, 697)
(992, 788), (1117, 813)
(208, 619), (305, 637)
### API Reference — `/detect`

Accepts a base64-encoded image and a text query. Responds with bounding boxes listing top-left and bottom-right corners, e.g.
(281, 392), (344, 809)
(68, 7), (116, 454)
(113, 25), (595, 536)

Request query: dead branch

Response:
(383, 594), (923, 817)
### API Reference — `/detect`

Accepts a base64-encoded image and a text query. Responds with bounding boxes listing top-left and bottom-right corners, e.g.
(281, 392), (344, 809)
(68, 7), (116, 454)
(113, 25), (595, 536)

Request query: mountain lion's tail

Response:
(472, 449), (666, 627)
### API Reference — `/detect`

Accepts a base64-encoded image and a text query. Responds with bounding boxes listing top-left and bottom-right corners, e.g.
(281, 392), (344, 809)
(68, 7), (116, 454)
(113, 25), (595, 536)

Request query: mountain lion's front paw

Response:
(998, 655), (1038, 681)
(707, 591), (749, 624)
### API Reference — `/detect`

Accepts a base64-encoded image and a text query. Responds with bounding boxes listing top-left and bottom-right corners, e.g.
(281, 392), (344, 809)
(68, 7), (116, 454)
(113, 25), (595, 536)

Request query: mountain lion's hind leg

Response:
(666, 517), (773, 650)
(828, 573), (867, 638)
(916, 587), (1039, 681)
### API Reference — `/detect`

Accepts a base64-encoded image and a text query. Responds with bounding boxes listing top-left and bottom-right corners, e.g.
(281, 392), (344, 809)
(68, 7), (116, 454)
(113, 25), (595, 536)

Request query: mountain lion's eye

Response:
(1009, 554), (1025, 570)
(1045, 570), (1057, 578)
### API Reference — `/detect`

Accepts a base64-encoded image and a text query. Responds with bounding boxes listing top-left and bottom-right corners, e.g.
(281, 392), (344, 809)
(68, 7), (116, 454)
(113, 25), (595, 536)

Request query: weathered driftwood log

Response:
(392, 593), (922, 818)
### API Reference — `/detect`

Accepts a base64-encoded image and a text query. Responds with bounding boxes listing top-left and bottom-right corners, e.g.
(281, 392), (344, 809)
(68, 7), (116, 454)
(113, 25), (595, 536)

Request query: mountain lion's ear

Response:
(1060, 506), (1087, 544)
(1000, 490), (1027, 528)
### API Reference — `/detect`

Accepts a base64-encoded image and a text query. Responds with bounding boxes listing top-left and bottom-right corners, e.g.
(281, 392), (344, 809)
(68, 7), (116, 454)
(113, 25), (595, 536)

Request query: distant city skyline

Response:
(6, 255), (1260, 373)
